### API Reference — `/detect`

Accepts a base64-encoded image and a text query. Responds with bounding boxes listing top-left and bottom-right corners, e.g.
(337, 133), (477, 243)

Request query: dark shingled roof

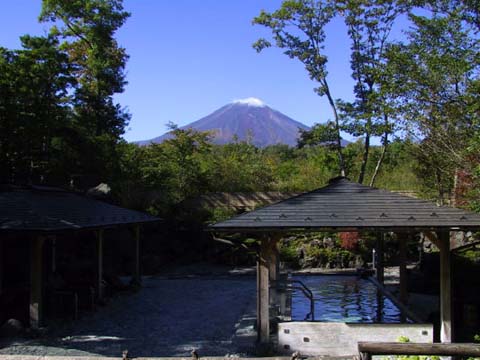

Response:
(0, 187), (160, 232)
(209, 177), (480, 232)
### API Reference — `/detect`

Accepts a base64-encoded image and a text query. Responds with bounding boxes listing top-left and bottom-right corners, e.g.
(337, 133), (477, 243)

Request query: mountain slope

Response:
(137, 98), (310, 147)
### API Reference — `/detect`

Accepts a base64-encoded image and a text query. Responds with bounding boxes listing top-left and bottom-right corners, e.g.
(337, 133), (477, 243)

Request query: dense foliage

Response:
(0, 0), (478, 218)
(112, 131), (423, 217)
(253, 0), (480, 197)
(0, 0), (129, 186)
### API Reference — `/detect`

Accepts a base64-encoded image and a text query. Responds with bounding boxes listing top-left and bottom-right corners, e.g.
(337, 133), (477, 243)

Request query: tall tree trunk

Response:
(435, 167), (444, 206)
(358, 131), (370, 184)
(323, 80), (346, 177)
(369, 114), (390, 187)
(451, 168), (459, 207)
(370, 133), (388, 187)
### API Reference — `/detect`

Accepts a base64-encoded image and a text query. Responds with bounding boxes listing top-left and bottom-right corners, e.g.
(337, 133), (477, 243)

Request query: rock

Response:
(354, 255), (364, 268)
(296, 245), (307, 259)
(283, 236), (296, 245)
(322, 237), (335, 248)
(0, 319), (24, 338)
(86, 183), (111, 199)
(309, 239), (322, 247)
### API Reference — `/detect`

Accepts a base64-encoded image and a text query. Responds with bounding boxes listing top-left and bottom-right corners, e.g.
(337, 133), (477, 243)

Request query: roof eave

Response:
(208, 225), (480, 233)
(0, 218), (162, 234)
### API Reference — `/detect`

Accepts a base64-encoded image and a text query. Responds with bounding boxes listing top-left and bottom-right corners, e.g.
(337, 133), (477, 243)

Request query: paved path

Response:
(0, 276), (257, 358)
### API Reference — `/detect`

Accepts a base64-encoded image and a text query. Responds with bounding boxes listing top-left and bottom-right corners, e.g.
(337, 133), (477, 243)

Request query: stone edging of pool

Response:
(367, 277), (422, 324)
(275, 273), (434, 357)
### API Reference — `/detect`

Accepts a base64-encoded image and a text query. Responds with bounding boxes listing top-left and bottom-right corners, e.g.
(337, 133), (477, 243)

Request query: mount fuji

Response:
(136, 98), (311, 147)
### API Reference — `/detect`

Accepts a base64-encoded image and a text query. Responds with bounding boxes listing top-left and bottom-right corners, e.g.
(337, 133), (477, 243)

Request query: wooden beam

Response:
(30, 236), (45, 328)
(51, 235), (57, 273)
(452, 238), (480, 253)
(437, 231), (453, 343)
(95, 229), (104, 301)
(268, 234), (281, 282)
(268, 234), (281, 310)
(0, 238), (3, 296)
(257, 236), (271, 344)
(370, 277), (423, 323)
(399, 233), (408, 306)
(376, 232), (384, 285)
(132, 225), (141, 285)
(358, 342), (480, 359)
(424, 231), (439, 247)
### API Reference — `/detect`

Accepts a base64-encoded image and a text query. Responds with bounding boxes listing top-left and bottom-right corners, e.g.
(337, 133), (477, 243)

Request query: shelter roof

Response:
(0, 186), (160, 232)
(209, 177), (480, 232)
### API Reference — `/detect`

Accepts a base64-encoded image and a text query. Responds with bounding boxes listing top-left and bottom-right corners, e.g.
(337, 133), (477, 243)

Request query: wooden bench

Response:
(358, 342), (480, 360)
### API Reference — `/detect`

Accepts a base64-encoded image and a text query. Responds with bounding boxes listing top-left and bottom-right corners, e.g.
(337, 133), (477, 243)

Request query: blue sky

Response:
(0, 1), (408, 143)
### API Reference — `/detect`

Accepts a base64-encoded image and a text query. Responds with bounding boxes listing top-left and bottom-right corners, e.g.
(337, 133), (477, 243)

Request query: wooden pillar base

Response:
(132, 225), (141, 286)
(0, 239), (3, 296)
(257, 237), (270, 344)
(438, 231), (452, 343)
(95, 230), (104, 301)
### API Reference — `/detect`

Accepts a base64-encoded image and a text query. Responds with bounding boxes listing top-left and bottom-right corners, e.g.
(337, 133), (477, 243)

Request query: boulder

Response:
(0, 319), (24, 338)
(322, 237), (335, 248)
(86, 183), (111, 199)
(309, 239), (322, 247)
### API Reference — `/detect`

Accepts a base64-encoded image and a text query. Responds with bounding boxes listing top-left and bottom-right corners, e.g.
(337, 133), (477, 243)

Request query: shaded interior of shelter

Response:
(0, 185), (161, 331)
(0, 227), (148, 326)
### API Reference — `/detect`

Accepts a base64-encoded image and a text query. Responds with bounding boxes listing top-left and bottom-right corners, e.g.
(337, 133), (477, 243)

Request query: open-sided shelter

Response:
(210, 177), (480, 345)
(0, 185), (160, 328)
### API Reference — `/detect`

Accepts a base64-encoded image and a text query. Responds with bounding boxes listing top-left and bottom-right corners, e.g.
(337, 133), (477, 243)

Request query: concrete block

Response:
(277, 322), (433, 356)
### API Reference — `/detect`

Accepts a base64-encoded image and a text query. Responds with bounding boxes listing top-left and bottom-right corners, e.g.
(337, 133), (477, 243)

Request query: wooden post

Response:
(268, 234), (281, 310)
(132, 225), (141, 285)
(438, 231), (452, 343)
(376, 232), (384, 285)
(399, 233), (408, 305)
(51, 235), (57, 273)
(0, 239), (3, 295)
(95, 229), (104, 301)
(30, 236), (45, 328)
(257, 236), (270, 344)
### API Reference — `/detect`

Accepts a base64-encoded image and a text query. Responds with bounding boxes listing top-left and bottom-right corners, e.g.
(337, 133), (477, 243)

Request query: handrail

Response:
(289, 279), (314, 299)
(271, 278), (316, 321)
(358, 342), (480, 360)
(289, 280), (315, 321)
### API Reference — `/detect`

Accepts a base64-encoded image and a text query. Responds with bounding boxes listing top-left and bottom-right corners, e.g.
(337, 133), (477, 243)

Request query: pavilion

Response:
(0, 185), (160, 328)
(210, 177), (480, 345)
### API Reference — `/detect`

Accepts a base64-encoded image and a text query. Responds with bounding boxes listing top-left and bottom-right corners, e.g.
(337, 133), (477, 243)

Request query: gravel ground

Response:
(0, 276), (257, 358)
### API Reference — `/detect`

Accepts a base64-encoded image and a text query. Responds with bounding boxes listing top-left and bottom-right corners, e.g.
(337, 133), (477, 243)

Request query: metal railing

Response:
(271, 278), (316, 321)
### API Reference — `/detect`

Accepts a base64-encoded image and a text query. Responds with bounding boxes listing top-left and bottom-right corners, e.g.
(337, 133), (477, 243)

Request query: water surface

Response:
(291, 275), (407, 323)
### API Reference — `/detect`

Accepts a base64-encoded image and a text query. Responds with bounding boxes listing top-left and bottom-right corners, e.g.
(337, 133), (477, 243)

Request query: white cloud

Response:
(233, 97), (266, 107)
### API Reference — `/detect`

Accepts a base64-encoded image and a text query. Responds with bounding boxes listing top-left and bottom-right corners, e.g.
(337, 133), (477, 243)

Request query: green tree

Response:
(252, 0), (346, 176)
(207, 139), (275, 192)
(298, 122), (338, 149)
(39, 0), (131, 183)
(337, 0), (407, 185)
(0, 35), (73, 184)
(114, 126), (214, 215)
(385, 3), (480, 203)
